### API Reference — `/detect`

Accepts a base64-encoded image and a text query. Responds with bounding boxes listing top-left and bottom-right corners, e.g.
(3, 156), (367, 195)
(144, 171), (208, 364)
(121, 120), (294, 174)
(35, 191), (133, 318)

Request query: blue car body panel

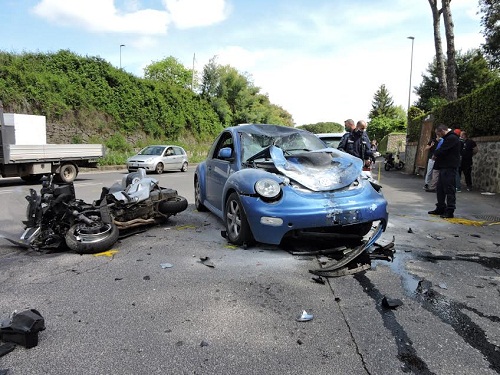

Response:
(195, 124), (389, 245)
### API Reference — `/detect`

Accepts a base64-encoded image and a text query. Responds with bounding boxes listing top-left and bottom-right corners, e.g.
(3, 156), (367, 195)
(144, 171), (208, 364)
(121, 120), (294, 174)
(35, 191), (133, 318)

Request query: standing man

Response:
(459, 131), (478, 191)
(428, 125), (461, 218)
(338, 119), (356, 152)
(339, 120), (373, 169)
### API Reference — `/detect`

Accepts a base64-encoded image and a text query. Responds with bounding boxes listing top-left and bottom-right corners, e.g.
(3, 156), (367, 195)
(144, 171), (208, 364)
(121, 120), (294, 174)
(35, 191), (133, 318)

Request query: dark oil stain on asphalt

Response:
(414, 286), (500, 373)
(353, 272), (435, 374)
(372, 246), (500, 373)
(417, 252), (500, 270)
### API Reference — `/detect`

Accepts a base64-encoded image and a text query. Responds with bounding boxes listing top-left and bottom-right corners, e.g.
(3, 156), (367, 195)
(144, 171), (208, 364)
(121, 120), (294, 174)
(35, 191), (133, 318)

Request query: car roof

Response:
(232, 124), (311, 136)
(315, 132), (347, 138)
(143, 145), (183, 148)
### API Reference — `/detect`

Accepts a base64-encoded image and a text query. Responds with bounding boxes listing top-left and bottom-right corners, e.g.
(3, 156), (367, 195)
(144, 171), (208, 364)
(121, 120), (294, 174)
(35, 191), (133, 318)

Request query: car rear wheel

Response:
(194, 177), (207, 212)
(225, 192), (253, 246)
(155, 163), (164, 174)
(180, 162), (188, 172)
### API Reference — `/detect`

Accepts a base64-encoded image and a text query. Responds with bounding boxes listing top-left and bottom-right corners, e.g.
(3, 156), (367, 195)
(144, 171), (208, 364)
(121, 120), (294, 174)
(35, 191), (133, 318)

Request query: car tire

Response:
(194, 177), (208, 212)
(225, 192), (254, 246)
(181, 162), (188, 172)
(155, 163), (164, 174)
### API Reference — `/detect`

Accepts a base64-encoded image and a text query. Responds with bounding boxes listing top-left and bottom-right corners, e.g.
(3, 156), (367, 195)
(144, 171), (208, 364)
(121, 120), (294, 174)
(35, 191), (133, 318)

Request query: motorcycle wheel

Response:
(65, 221), (119, 254)
(384, 163), (391, 171)
(158, 196), (188, 215)
(396, 161), (405, 170)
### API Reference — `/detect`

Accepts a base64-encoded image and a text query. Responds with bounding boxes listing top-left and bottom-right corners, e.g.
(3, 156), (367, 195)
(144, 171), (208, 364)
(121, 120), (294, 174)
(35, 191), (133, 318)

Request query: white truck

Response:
(0, 103), (105, 183)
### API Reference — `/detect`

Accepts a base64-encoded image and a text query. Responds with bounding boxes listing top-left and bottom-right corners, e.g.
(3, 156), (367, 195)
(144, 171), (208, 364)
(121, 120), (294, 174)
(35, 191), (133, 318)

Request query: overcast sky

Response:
(2, 0), (484, 125)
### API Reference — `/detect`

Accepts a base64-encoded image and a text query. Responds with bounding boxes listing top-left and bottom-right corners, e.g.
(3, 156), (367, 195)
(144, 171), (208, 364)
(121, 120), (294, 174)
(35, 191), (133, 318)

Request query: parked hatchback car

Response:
(194, 124), (388, 246)
(127, 145), (188, 174)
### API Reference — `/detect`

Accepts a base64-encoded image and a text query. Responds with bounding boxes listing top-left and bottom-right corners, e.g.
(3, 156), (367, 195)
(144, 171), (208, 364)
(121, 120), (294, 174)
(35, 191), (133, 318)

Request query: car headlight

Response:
(255, 178), (281, 199)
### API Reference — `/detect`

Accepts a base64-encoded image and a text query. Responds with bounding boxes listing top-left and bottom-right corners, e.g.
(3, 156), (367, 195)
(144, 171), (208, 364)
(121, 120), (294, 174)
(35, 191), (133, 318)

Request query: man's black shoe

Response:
(428, 209), (444, 215)
(440, 211), (454, 219)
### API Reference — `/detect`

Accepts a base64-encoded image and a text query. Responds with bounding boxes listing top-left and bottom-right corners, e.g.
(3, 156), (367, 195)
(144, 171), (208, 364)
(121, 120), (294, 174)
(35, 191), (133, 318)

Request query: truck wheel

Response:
(58, 163), (78, 183)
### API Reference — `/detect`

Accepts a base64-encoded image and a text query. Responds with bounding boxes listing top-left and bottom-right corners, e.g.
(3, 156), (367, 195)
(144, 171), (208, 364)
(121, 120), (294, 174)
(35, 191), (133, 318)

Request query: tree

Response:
(479, 0), (500, 68)
(414, 49), (498, 112)
(442, 0), (457, 101)
(368, 84), (396, 119)
(144, 56), (194, 90)
(428, 0), (448, 98)
(298, 122), (344, 133)
(200, 55), (294, 126)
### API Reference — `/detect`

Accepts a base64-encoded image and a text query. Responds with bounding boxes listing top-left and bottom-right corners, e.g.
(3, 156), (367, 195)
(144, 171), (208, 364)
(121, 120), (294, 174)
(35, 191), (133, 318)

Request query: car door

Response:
(205, 132), (236, 212)
(162, 146), (177, 170)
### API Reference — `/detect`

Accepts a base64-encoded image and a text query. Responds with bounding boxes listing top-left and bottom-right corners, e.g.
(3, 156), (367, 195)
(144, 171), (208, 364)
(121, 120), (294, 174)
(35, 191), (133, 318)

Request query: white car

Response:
(126, 145), (188, 174)
(315, 132), (347, 148)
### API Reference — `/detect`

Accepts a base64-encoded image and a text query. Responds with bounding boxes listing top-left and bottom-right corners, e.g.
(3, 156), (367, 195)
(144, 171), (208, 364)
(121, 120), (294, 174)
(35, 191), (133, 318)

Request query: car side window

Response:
(165, 147), (174, 156)
(213, 132), (234, 160)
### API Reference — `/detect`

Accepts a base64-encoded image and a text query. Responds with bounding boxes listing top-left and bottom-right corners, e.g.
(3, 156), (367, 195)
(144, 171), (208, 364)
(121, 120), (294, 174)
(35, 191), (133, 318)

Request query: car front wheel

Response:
(225, 192), (253, 246)
(194, 177), (207, 212)
(155, 163), (164, 174)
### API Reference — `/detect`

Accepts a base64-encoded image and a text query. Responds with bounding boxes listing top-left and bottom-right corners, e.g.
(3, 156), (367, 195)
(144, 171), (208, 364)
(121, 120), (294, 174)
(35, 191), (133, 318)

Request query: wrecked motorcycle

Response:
(13, 168), (188, 254)
(97, 168), (188, 232)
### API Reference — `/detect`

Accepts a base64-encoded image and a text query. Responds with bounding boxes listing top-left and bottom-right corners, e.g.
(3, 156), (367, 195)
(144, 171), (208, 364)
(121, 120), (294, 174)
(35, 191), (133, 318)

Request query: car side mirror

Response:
(218, 147), (233, 159)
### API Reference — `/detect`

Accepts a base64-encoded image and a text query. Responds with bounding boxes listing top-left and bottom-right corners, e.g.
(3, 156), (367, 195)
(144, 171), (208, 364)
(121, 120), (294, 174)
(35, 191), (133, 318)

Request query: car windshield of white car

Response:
(140, 146), (164, 156)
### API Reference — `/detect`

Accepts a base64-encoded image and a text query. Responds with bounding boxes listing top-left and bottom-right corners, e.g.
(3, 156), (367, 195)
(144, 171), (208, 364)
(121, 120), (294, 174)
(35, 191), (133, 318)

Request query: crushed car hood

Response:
(269, 145), (363, 191)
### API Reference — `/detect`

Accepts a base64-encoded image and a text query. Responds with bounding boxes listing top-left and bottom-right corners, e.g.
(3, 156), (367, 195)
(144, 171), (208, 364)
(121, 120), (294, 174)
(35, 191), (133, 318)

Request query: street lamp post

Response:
(120, 44), (125, 69)
(407, 36), (415, 115)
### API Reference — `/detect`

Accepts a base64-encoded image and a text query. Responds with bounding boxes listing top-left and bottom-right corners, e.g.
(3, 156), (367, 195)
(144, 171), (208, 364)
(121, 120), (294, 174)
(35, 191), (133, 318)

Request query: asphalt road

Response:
(0, 163), (499, 374)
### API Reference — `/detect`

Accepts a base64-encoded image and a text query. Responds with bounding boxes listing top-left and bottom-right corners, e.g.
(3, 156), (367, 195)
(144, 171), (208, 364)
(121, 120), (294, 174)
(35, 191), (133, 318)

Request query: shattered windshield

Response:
(239, 127), (362, 191)
(241, 131), (326, 161)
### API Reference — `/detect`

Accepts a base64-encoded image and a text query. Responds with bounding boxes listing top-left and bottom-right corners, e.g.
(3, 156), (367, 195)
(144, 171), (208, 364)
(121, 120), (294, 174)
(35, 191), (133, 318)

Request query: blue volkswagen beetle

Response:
(194, 124), (388, 246)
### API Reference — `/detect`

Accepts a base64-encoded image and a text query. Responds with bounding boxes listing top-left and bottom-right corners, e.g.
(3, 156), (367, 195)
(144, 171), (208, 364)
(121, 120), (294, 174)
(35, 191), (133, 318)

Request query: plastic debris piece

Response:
(296, 310), (313, 322)
(93, 250), (119, 257)
(481, 192), (495, 196)
(160, 263), (173, 269)
(200, 340), (209, 347)
(0, 309), (45, 349)
(297, 339), (303, 345)
(382, 296), (403, 309)
(408, 228), (413, 233)
(470, 234), (481, 238)
(311, 276), (325, 284)
(143, 275), (151, 280)
(438, 282), (448, 289)
(200, 256), (215, 268)
(416, 280), (433, 293)
(0, 342), (16, 357)
(428, 234), (444, 240)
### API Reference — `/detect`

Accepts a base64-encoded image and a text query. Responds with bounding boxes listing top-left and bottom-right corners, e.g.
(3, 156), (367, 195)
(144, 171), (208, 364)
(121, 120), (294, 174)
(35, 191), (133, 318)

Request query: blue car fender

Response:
(194, 163), (208, 200)
(223, 168), (283, 198)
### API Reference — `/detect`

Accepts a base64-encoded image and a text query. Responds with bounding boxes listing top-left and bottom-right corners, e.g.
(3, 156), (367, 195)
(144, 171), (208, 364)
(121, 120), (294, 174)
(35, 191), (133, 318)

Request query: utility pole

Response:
(191, 53), (196, 91)
(120, 44), (125, 69)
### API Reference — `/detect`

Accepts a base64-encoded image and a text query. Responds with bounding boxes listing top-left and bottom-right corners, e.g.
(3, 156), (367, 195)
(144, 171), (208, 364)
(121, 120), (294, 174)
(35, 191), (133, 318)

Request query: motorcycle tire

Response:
(384, 163), (391, 171)
(158, 196), (188, 215)
(395, 161), (405, 170)
(65, 221), (119, 254)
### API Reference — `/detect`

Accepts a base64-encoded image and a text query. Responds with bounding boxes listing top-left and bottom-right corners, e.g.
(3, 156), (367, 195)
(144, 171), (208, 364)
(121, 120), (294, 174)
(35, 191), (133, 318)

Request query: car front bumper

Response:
(239, 183), (388, 245)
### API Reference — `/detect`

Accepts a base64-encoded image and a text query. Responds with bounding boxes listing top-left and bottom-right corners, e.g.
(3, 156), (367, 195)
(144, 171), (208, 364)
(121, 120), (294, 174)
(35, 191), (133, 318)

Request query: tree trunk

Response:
(442, 0), (458, 101)
(428, 0), (447, 98)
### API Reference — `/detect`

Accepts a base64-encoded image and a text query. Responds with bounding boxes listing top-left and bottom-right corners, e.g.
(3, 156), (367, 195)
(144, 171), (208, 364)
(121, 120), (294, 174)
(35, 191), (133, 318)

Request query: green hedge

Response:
(408, 79), (500, 141)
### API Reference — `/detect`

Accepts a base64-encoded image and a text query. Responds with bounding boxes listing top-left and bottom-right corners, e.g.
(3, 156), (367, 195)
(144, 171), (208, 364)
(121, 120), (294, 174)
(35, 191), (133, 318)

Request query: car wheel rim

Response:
(195, 180), (201, 205)
(226, 199), (241, 238)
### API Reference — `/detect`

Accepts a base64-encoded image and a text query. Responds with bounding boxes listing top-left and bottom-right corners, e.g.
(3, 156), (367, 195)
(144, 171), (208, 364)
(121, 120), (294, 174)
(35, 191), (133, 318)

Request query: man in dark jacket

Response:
(338, 120), (372, 168)
(428, 125), (461, 218)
